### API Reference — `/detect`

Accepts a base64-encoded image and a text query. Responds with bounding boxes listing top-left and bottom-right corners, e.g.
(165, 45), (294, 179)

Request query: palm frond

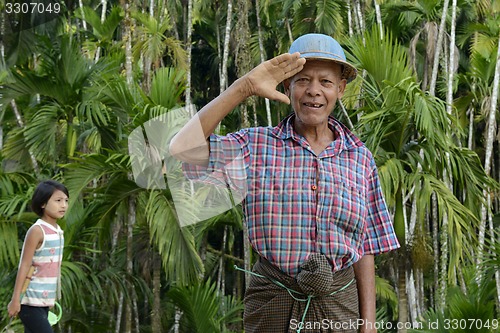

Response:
(145, 190), (204, 285)
(412, 173), (478, 277)
(149, 67), (186, 109)
(167, 279), (242, 333)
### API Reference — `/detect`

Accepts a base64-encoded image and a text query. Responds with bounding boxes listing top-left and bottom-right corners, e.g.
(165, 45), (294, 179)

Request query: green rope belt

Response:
(234, 265), (355, 333)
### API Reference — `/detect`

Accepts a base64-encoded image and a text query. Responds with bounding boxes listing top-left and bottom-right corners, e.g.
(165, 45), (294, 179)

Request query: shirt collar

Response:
(37, 219), (64, 234)
(271, 113), (363, 153)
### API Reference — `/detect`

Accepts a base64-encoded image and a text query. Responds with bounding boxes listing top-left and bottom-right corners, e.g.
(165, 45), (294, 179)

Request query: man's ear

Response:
(337, 79), (347, 98)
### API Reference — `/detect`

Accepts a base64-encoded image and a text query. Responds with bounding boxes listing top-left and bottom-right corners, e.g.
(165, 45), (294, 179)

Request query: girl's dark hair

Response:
(31, 180), (69, 217)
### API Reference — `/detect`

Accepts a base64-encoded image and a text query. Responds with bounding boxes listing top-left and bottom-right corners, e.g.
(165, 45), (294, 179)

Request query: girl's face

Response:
(41, 189), (68, 224)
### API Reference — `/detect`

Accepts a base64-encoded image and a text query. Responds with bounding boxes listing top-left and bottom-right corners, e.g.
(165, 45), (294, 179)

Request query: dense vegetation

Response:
(1, 0), (499, 332)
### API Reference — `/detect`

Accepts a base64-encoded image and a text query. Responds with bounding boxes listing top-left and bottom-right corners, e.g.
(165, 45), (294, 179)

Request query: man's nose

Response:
(306, 80), (321, 95)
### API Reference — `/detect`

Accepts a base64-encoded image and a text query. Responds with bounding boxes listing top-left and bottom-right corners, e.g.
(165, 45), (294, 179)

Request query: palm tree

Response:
(454, 0), (500, 300)
(382, 0), (449, 92)
(347, 27), (494, 327)
(131, 10), (188, 93)
(281, 0), (348, 37)
(0, 34), (116, 165)
(73, 5), (124, 61)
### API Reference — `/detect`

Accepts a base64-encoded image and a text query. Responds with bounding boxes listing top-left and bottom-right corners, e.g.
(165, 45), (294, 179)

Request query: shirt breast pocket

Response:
(328, 181), (367, 234)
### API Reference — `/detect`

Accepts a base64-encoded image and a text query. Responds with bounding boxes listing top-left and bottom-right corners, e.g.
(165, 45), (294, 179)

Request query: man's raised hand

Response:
(242, 52), (305, 104)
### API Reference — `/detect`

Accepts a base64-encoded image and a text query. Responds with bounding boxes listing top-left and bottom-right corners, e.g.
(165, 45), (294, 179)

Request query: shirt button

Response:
(311, 185), (317, 190)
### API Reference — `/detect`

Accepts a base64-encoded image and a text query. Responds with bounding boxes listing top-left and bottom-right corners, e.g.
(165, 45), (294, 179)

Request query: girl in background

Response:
(7, 180), (68, 333)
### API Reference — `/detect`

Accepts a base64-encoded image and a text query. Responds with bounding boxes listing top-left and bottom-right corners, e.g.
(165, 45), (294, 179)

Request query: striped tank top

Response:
(21, 219), (64, 307)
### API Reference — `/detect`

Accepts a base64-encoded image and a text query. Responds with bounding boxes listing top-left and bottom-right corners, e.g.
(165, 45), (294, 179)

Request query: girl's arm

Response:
(7, 226), (43, 317)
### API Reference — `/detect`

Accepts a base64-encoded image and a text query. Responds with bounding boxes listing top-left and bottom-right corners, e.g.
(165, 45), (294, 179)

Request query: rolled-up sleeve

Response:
(363, 165), (400, 254)
(182, 131), (249, 191)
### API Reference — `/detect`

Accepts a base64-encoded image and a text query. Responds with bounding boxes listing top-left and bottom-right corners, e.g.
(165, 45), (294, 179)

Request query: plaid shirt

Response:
(192, 114), (399, 277)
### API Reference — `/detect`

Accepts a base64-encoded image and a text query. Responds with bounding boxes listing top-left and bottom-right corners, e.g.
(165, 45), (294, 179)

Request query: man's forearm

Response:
(169, 52), (304, 164)
(169, 77), (250, 164)
(353, 254), (377, 332)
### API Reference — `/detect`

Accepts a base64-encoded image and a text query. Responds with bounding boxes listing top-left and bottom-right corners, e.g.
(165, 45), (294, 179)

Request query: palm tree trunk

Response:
(429, 0), (449, 96)
(254, 0), (272, 126)
(220, 0), (232, 94)
(217, 226), (228, 294)
(417, 268), (425, 316)
(434, 0), (455, 311)
(373, 0), (383, 39)
(121, 0), (135, 322)
(467, 106), (474, 149)
(151, 254), (161, 333)
(408, 270), (417, 324)
(350, 0), (360, 34)
(78, 0), (87, 30)
(438, 212), (449, 310)
(446, 0), (458, 116)
(214, 0), (233, 135)
(243, 223), (251, 290)
(125, 196), (137, 333)
(185, 0), (194, 116)
(166, 0), (179, 40)
(235, 0), (251, 128)
(352, 0), (366, 43)
(217, 225), (228, 330)
(479, 32), (500, 303)
(407, 183), (420, 322)
(394, 188), (407, 333)
(431, 193), (439, 309)
(173, 308), (182, 333)
(141, 1), (155, 94)
(286, 19), (293, 44)
(133, 289), (140, 333)
(94, 0), (108, 62)
(121, 0), (134, 86)
(397, 258), (408, 333)
(115, 292), (124, 333)
(346, 0), (354, 37)
(478, 30), (500, 275)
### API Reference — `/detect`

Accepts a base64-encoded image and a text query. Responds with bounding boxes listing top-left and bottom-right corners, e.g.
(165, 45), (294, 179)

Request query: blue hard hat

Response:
(289, 33), (357, 83)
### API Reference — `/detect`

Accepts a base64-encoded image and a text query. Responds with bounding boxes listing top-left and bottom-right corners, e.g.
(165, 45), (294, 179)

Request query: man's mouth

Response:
(303, 102), (323, 108)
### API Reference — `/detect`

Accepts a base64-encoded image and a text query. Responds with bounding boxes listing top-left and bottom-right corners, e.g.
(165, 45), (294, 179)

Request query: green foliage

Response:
(1, 0), (499, 331)
(149, 67), (187, 109)
(409, 268), (499, 333)
(144, 190), (204, 285)
(167, 279), (243, 333)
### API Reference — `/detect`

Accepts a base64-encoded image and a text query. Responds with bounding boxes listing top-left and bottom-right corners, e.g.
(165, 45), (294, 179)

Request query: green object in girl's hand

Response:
(48, 302), (62, 326)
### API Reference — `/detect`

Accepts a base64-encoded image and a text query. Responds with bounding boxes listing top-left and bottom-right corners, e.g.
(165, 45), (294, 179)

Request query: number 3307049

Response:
(5, 2), (61, 14)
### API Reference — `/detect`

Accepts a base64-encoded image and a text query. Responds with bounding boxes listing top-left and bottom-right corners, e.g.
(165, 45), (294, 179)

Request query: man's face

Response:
(285, 60), (346, 127)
